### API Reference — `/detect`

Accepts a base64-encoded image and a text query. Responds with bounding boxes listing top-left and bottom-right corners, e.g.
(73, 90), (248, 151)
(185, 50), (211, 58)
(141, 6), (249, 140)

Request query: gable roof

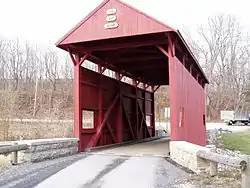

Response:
(55, 0), (209, 84)
(56, 0), (175, 46)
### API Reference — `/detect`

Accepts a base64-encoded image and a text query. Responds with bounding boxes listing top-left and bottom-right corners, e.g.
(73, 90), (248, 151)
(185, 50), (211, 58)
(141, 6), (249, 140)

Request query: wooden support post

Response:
(210, 161), (218, 177)
(73, 54), (88, 151)
(241, 156), (250, 188)
(98, 65), (103, 145)
(151, 92), (155, 137)
(11, 142), (18, 165)
(122, 102), (136, 140)
(182, 55), (187, 67)
(115, 72), (123, 143)
(133, 80), (139, 139)
(143, 91), (147, 138)
(74, 55), (82, 150)
(205, 145), (218, 176)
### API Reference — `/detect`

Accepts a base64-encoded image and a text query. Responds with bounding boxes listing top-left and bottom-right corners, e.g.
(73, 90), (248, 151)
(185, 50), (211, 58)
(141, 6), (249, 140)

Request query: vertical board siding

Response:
(61, 0), (170, 44)
(78, 67), (154, 150)
(169, 57), (206, 146)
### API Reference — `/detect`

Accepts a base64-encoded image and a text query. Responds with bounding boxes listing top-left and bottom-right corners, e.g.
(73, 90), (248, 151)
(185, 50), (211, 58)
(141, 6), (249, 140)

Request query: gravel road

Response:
(35, 154), (188, 188)
(0, 153), (189, 188)
(0, 153), (87, 188)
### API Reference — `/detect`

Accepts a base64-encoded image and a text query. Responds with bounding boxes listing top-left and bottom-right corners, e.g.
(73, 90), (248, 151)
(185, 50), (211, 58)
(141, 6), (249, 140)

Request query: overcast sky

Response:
(0, 0), (250, 49)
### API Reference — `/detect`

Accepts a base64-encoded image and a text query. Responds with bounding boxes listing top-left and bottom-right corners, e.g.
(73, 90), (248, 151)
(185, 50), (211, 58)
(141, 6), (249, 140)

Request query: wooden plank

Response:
(197, 150), (247, 170)
(87, 94), (119, 148)
(106, 122), (117, 143)
(137, 100), (150, 137)
(0, 144), (28, 154)
(122, 102), (136, 140)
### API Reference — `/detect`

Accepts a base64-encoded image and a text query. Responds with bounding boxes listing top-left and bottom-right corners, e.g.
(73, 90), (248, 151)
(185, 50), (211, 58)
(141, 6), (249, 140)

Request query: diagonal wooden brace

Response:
(153, 85), (161, 93)
(87, 93), (119, 148)
(137, 100), (150, 137)
(156, 45), (170, 58)
(122, 102), (136, 140)
(68, 49), (89, 66)
(106, 122), (117, 143)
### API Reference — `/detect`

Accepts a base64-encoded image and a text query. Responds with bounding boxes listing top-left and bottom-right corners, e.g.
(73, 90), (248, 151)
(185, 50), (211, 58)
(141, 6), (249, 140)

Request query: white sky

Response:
(0, 0), (250, 50)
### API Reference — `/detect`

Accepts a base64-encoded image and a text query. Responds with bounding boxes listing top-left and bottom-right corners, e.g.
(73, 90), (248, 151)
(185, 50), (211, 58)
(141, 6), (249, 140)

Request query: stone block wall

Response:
(17, 138), (79, 163)
(169, 141), (210, 173)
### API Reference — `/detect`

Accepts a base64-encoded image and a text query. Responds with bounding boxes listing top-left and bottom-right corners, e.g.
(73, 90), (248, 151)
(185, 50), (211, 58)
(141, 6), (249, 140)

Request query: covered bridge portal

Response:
(56, 0), (209, 152)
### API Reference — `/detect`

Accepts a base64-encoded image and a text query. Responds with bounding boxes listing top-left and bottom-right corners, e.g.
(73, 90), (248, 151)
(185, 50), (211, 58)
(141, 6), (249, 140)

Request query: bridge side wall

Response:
(169, 56), (206, 146)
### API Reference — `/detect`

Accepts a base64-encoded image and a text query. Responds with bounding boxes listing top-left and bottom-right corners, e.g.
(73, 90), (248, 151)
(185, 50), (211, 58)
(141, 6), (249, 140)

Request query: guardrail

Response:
(197, 148), (250, 188)
(0, 143), (28, 165)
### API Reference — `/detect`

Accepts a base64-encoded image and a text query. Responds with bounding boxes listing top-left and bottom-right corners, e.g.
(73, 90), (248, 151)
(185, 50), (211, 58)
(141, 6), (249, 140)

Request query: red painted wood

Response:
(57, 0), (209, 152)
(58, 0), (172, 45)
(98, 65), (104, 145)
(122, 102), (135, 140)
(73, 56), (82, 150)
(88, 93), (119, 148)
(151, 92), (156, 137)
(169, 56), (206, 146)
(83, 38), (169, 52)
(116, 81), (123, 143)
(77, 67), (153, 151)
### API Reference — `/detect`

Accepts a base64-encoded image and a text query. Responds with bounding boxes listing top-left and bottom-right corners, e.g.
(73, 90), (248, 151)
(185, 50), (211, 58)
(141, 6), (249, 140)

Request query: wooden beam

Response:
(122, 102), (136, 140)
(0, 144), (28, 154)
(156, 45), (170, 58)
(87, 94), (119, 148)
(197, 150), (247, 170)
(68, 48), (77, 66)
(167, 35), (175, 57)
(137, 100), (150, 137)
(153, 85), (161, 93)
(82, 38), (168, 52)
(79, 54), (89, 66)
(107, 55), (164, 63)
(106, 122), (117, 143)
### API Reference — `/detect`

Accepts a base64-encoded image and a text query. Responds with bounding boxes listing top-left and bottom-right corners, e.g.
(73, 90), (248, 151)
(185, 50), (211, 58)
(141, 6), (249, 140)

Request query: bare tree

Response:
(43, 50), (59, 114)
(183, 15), (250, 120)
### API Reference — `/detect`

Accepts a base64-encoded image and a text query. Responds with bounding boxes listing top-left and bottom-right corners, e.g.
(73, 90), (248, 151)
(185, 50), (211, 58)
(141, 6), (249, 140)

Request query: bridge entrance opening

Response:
(56, 0), (209, 151)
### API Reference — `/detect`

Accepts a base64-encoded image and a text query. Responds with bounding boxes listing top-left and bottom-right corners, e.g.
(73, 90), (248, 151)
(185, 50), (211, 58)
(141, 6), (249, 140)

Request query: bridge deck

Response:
(92, 137), (170, 157)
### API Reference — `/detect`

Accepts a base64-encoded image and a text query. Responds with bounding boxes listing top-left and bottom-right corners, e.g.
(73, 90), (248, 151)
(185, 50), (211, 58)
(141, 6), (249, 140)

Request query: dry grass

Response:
(186, 172), (241, 187)
(0, 120), (73, 141)
(0, 155), (11, 168)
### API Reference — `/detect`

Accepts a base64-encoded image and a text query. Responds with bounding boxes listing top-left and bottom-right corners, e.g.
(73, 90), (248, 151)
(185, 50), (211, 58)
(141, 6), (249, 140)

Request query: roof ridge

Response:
(116, 0), (176, 32)
(56, 0), (111, 46)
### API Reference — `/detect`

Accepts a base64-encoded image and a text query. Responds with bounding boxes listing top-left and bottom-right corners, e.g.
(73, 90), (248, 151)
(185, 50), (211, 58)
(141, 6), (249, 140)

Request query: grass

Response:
(219, 131), (250, 155)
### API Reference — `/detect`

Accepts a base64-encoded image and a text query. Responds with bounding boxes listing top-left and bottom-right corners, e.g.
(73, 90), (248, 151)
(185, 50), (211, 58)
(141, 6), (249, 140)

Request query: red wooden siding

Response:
(169, 57), (206, 146)
(59, 0), (172, 45)
(78, 67), (155, 151)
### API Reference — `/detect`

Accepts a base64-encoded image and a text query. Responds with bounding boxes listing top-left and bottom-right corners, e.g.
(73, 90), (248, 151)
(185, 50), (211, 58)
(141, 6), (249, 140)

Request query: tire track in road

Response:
(81, 157), (128, 188)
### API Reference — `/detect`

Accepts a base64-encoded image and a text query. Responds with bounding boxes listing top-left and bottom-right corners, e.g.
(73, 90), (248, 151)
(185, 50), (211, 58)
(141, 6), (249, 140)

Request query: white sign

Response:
(220, 110), (234, 121)
(104, 22), (119, 29)
(106, 15), (117, 22)
(179, 107), (184, 127)
(164, 107), (170, 118)
(106, 8), (117, 15)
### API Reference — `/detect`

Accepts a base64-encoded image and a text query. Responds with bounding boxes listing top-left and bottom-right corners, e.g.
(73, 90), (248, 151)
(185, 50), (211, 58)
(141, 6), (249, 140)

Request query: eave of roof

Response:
(55, 0), (209, 84)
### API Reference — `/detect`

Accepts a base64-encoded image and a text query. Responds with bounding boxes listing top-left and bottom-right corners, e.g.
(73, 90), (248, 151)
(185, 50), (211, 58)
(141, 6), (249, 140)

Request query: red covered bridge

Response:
(56, 0), (209, 152)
